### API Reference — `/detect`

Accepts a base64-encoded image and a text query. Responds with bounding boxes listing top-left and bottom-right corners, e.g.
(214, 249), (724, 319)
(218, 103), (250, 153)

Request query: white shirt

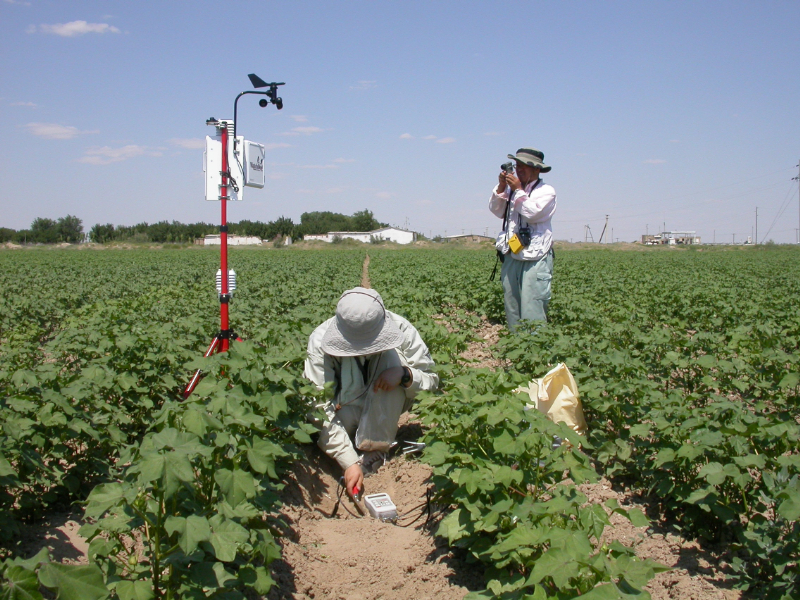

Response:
(489, 178), (556, 261)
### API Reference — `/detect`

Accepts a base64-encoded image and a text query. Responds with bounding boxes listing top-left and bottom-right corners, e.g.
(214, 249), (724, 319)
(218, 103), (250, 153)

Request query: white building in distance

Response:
(203, 234), (263, 246)
(304, 227), (417, 245)
(641, 231), (701, 245)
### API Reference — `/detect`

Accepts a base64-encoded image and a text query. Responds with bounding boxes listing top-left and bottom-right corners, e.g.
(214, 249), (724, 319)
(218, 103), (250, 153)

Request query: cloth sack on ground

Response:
(516, 362), (587, 436)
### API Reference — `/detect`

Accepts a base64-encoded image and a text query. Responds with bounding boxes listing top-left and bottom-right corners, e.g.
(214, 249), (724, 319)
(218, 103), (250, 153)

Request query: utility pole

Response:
(598, 215), (609, 244)
(732, 233), (735, 244)
(794, 161), (800, 244)
(755, 206), (758, 245)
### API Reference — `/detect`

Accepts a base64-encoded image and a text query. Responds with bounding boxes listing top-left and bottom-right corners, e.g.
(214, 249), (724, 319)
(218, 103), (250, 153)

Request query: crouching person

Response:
(304, 287), (439, 499)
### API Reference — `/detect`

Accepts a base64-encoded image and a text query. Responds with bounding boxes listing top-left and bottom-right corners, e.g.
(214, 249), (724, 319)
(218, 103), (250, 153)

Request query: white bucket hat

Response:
(321, 287), (403, 357)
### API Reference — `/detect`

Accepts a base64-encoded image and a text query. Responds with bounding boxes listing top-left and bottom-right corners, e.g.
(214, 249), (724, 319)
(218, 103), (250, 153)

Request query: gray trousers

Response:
(501, 250), (554, 331)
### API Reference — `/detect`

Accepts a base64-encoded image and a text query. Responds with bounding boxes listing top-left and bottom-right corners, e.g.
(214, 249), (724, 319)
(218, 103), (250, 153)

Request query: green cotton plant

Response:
(1, 547), (109, 600)
(80, 341), (320, 600)
(728, 474), (800, 600)
(3, 244), (800, 597)
(0, 452), (21, 544)
(416, 367), (666, 599)
(492, 248), (800, 597)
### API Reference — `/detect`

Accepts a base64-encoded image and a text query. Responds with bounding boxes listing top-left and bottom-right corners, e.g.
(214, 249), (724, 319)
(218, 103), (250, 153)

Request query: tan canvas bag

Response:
(516, 363), (587, 436)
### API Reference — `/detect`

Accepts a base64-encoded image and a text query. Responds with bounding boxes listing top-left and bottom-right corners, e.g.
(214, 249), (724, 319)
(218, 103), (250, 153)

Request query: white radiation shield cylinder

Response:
(243, 140), (266, 189)
(215, 269), (237, 294)
(204, 126), (244, 201)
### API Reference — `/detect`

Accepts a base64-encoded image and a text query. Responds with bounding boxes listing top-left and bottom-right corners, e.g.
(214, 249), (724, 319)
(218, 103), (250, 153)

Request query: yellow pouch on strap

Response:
(508, 233), (524, 254)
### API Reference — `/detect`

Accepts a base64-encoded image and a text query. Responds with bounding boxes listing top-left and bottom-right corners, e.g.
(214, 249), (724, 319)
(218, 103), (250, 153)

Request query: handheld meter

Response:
(364, 493), (398, 522)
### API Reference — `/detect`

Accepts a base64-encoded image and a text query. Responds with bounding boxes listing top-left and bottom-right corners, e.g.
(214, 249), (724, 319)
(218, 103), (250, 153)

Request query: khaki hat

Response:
(321, 287), (403, 356)
(507, 148), (551, 173)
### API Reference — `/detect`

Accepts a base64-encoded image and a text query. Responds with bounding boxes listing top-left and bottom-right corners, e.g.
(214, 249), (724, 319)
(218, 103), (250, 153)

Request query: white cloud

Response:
(670, 139), (680, 143)
(376, 191), (392, 199)
(5, 0), (32, 5)
(290, 115), (308, 122)
(484, 131), (503, 137)
(400, 133), (413, 139)
(422, 135), (437, 140)
(333, 158), (355, 163)
(437, 137), (456, 144)
(79, 145), (162, 165)
(281, 126), (324, 136)
(168, 138), (204, 150)
(644, 159), (666, 164)
(11, 101), (36, 107)
(23, 122), (96, 139)
(350, 80), (377, 91)
(35, 20), (121, 37)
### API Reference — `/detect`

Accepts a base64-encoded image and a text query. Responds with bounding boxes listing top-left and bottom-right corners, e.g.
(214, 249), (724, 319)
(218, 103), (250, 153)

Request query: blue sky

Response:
(2, 0), (799, 243)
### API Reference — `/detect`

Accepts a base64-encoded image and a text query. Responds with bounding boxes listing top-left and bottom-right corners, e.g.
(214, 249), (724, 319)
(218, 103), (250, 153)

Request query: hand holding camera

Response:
(499, 161), (523, 193)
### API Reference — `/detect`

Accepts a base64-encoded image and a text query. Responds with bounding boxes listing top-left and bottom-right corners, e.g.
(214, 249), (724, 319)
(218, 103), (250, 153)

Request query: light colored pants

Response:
(501, 250), (553, 331)
(316, 349), (413, 470)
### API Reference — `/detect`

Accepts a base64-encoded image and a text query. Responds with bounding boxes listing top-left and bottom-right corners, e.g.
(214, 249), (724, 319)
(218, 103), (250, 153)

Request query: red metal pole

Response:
(219, 123), (230, 352)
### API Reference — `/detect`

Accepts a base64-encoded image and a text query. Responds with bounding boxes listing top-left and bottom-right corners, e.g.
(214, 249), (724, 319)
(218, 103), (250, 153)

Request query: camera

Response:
(517, 227), (532, 247)
(501, 161), (515, 174)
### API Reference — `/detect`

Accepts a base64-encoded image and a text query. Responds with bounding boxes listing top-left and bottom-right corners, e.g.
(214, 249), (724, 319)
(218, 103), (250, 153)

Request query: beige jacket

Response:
(303, 311), (439, 469)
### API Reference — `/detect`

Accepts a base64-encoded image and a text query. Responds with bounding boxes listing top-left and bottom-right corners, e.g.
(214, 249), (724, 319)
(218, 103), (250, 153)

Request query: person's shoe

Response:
(360, 451), (386, 475)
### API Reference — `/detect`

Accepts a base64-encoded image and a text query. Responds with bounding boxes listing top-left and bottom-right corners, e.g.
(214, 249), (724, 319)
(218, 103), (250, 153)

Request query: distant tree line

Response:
(298, 209), (385, 235)
(1, 209), (386, 245)
(0, 215), (84, 244)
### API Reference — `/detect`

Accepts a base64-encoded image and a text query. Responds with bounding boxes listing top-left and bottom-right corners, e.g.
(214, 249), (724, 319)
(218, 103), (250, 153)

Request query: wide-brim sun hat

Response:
(508, 147), (551, 173)
(321, 287), (403, 357)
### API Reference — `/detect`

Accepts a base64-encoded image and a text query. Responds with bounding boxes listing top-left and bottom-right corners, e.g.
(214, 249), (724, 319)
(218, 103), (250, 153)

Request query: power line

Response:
(760, 180), (799, 243)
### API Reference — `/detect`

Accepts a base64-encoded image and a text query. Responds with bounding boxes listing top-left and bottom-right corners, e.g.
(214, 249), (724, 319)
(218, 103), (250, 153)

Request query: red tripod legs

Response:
(182, 333), (245, 399)
(183, 335), (222, 398)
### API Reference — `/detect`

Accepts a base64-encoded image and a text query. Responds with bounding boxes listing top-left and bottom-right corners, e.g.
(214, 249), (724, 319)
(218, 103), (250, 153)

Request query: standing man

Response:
(489, 147), (557, 331)
(304, 287), (439, 498)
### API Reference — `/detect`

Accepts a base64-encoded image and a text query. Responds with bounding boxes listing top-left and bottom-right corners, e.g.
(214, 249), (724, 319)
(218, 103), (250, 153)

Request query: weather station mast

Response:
(183, 74), (285, 398)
